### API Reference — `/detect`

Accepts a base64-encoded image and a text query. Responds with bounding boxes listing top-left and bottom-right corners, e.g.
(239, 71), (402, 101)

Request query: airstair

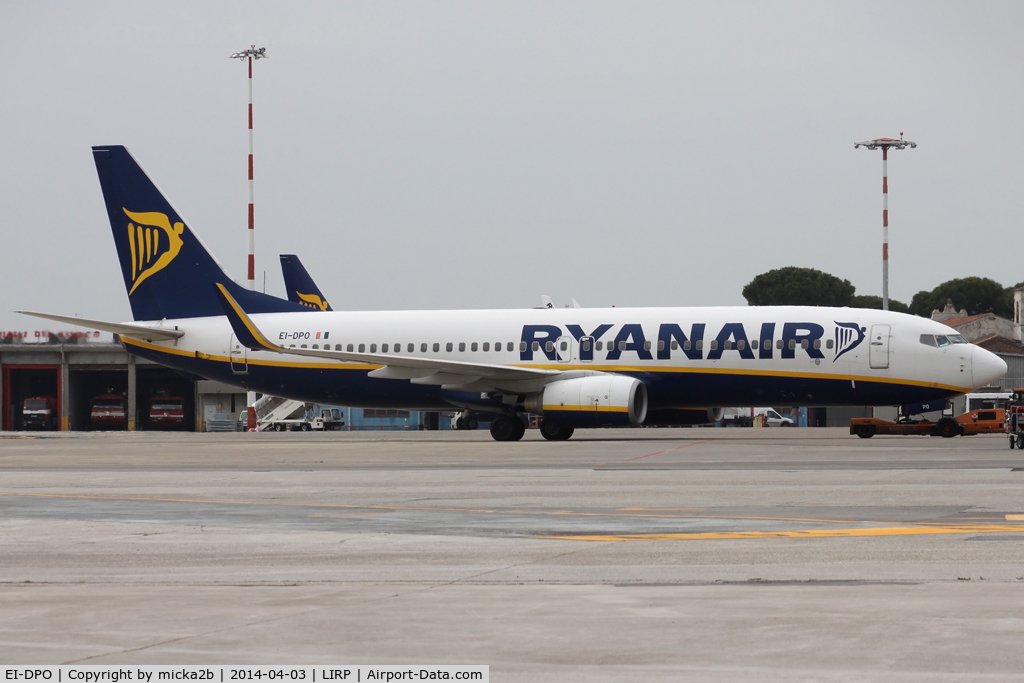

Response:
(253, 395), (312, 431)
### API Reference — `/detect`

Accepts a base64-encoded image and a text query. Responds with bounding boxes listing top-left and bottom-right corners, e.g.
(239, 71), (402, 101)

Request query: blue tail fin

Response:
(280, 254), (333, 311)
(92, 145), (305, 321)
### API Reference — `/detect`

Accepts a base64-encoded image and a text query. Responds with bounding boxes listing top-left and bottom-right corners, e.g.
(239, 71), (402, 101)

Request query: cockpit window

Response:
(919, 334), (936, 347)
(935, 335), (951, 347)
(947, 334), (969, 344)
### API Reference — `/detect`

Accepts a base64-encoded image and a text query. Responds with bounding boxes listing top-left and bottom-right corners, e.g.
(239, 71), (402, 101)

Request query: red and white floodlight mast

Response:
(230, 45), (267, 431)
(854, 134), (916, 311)
(230, 45), (266, 290)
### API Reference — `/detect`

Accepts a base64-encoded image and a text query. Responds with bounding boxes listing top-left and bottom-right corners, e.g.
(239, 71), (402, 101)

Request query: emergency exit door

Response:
(229, 334), (248, 374)
(869, 324), (890, 369)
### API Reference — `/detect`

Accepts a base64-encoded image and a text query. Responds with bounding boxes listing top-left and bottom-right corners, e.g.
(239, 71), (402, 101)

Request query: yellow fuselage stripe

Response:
(119, 337), (970, 393)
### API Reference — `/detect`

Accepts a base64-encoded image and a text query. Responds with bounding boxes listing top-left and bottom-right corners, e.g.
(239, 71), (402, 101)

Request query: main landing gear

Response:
(540, 421), (574, 441)
(489, 415), (526, 442)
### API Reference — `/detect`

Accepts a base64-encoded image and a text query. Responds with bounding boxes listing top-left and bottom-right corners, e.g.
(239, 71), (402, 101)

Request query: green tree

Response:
(742, 267), (855, 307)
(907, 277), (1010, 318)
(849, 295), (909, 313)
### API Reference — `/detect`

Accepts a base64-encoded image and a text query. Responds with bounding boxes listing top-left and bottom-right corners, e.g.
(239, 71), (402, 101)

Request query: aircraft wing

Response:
(17, 311), (185, 341)
(213, 284), (561, 385)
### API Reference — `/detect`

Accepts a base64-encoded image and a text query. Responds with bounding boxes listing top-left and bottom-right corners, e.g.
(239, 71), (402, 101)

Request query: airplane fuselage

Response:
(120, 305), (998, 413)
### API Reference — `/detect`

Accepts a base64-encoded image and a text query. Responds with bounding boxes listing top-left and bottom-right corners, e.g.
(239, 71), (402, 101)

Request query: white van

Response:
(754, 408), (794, 427)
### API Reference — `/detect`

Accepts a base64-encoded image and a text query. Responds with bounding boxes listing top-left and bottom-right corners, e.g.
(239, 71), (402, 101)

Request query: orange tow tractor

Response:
(851, 400), (1005, 439)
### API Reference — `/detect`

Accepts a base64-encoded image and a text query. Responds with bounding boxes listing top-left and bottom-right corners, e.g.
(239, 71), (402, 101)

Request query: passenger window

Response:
(312, 344), (319, 349)
(672, 340), (679, 351)
(382, 344), (388, 353)
(618, 341), (627, 351)
(812, 339), (821, 349)
(560, 341), (567, 351)
(446, 342), (454, 352)
(582, 340), (591, 352)
(472, 342), (478, 352)
(751, 339), (758, 350)
(507, 342), (514, 352)
(545, 341), (554, 352)
(643, 341), (652, 351)
(483, 342), (490, 352)
(459, 342), (466, 352)
(709, 340), (718, 351)
(420, 343), (427, 352)
(289, 344), (295, 348)
(370, 344), (377, 353)
(936, 335), (950, 347)
(395, 344), (401, 353)
(696, 340), (703, 350)
(301, 344), (308, 349)
(520, 342), (527, 352)
(433, 343), (440, 352)
(737, 340), (746, 350)
(658, 340), (665, 351)
(596, 341), (603, 351)
(777, 340), (784, 350)
(763, 339), (771, 349)
(532, 341), (540, 352)
(335, 344), (342, 351)
(347, 344), (354, 352)
(407, 343), (414, 352)
(789, 340), (797, 350)
(826, 339), (834, 349)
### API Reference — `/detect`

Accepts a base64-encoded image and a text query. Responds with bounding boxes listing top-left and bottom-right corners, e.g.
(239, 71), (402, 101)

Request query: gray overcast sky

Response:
(2, 1), (1023, 331)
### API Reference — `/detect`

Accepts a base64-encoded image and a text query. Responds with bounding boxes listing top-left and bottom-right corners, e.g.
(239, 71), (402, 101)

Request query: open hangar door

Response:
(137, 366), (195, 431)
(3, 365), (60, 431)
(69, 367), (128, 431)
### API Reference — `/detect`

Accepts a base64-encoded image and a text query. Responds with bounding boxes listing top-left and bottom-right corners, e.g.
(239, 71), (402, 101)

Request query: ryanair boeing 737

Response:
(20, 146), (1007, 440)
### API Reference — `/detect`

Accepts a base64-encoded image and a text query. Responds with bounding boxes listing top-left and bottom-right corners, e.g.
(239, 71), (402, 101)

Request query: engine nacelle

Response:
(524, 375), (648, 427)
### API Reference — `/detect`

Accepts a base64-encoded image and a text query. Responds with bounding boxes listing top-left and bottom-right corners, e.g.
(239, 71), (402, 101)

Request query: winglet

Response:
(212, 283), (281, 352)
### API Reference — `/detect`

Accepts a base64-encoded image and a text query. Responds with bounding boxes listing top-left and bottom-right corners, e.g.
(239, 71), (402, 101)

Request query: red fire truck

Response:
(89, 393), (127, 430)
(149, 394), (185, 430)
(21, 396), (57, 431)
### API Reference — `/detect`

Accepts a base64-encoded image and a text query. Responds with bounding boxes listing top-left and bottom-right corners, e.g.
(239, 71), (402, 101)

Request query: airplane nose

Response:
(971, 345), (1007, 388)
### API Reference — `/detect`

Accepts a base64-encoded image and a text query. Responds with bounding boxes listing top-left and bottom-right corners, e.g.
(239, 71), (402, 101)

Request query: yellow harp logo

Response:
(124, 209), (184, 295)
(295, 292), (330, 311)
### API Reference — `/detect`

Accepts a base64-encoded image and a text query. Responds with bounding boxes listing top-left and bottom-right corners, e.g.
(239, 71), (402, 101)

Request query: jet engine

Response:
(523, 375), (648, 427)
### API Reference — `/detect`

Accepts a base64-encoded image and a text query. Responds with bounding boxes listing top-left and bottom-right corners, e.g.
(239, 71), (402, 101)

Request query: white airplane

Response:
(19, 146), (1007, 441)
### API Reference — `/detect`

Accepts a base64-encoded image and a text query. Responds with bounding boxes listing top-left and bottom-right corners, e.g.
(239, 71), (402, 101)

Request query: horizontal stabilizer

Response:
(17, 311), (184, 341)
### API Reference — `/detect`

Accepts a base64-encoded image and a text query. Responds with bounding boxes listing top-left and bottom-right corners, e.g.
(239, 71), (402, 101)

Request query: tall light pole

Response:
(854, 133), (916, 311)
(230, 45), (267, 431)
(230, 45), (267, 291)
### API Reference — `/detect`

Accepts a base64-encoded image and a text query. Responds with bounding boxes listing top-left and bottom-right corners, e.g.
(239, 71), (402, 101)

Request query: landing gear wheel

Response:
(936, 417), (961, 438)
(489, 416), (516, 441)
(455, 417), (466, 430)
(1017, 434), (1024, 449)
(466, 417), (478, 431)
(856, 424), (875, 439)
(540, 422), (575, 441)
(509, 416), (526, 441)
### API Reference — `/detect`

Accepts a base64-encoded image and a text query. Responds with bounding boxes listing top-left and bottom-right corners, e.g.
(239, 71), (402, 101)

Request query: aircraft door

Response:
(229, 333), (248, 375)
(868, 324), (890, 369)
(579, 336), (595, 363)
(556, 335), (576, 363)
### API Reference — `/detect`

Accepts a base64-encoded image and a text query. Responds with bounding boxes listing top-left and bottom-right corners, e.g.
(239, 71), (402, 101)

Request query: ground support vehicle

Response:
(89, 393), (127, 430)
(21, 397), (57, 430)
(852, 409), (1005, 439)
(1004, 388), (1024, 449)
(149, 395), (184, 430)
